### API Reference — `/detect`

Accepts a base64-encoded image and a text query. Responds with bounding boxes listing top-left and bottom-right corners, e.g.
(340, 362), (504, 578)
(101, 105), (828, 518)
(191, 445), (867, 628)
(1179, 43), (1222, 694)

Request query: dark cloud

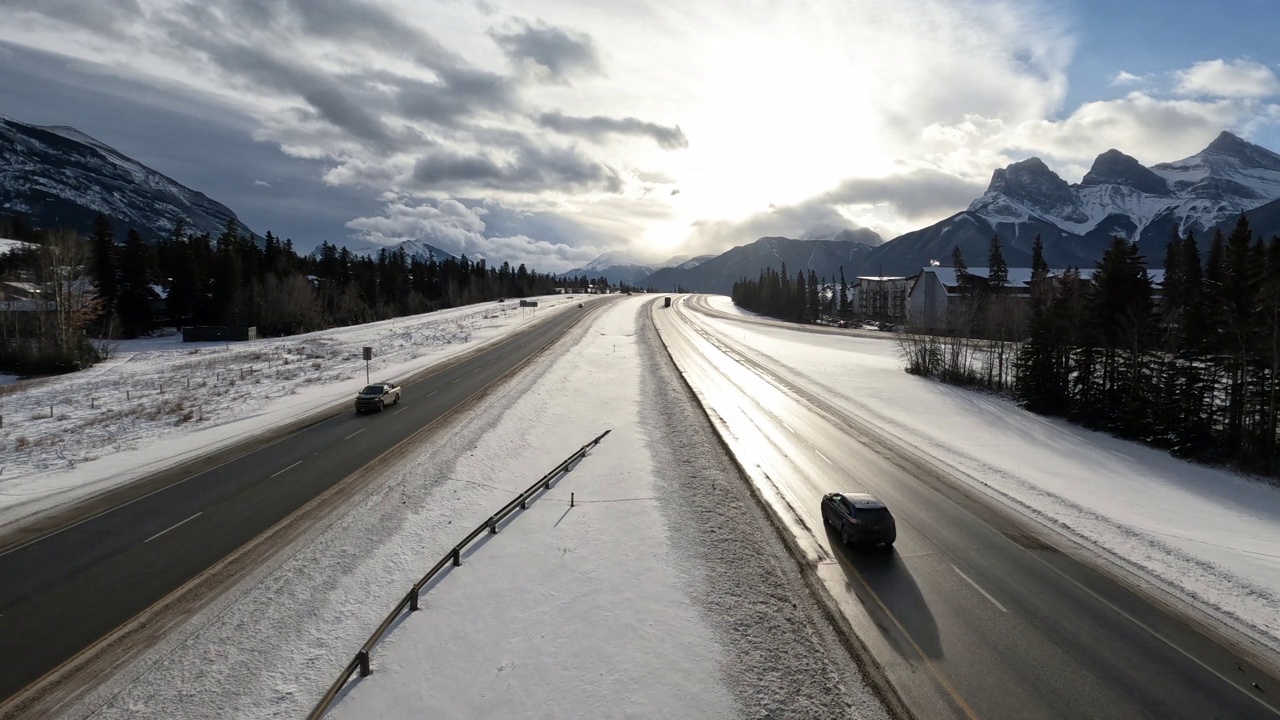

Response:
(489, 20), (602, 82)
(685, 169), (982, 255)
(385, 67), (515, 128)
(537, 112), (687, 149)
(1, 0), (144, 33)
(412, 143), (621, 193)
(824, 170), (984, 219)
(209, 0), (459, 70)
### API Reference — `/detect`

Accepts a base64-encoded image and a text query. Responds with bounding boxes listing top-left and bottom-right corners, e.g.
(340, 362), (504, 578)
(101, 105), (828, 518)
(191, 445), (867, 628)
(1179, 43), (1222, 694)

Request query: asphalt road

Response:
(655, 295), (1280, 720)
(0, 301), (597, 703)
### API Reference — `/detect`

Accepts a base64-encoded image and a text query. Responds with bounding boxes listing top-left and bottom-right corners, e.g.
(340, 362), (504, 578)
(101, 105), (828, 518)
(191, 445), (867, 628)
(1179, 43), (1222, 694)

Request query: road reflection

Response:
(824, 526), (942, 660)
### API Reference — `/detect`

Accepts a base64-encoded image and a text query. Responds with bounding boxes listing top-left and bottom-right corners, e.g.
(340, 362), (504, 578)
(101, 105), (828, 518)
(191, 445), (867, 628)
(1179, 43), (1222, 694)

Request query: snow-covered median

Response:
(57, 296), (887, 720)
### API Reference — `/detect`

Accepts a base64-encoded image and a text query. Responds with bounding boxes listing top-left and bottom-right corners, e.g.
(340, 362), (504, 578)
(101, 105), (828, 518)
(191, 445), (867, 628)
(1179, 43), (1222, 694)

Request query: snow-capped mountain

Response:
(325, 238), (457, 262)
(0, 115), (258, 242)
(561, 251), (658, 286)
(964, 131), (1280, 255)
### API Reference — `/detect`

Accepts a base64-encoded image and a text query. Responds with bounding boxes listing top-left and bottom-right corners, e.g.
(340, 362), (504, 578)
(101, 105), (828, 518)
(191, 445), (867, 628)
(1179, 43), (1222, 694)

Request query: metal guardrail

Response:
(306, 429), (612, 719)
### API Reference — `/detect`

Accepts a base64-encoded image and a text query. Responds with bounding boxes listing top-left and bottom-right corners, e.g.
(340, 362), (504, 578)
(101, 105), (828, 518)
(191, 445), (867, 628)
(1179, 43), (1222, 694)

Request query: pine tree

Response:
(987, 235), (1008, 289)
(838, 266), (849, 318)
(115, 229), (157, 338)
(1030, 235), (1048, 282)
(89, 214), (118, 330)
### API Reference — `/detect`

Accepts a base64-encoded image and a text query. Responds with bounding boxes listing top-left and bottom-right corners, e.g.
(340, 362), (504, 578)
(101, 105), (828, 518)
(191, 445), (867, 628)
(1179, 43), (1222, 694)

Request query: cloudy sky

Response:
(2, 0), (1278, 272)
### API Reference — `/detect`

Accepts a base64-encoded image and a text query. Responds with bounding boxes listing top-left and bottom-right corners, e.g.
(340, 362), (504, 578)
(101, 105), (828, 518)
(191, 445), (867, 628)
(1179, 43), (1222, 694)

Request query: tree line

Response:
(0, 213), (608, 375)
(730, 264), (834, 322)
(901, 218), (1280, 476)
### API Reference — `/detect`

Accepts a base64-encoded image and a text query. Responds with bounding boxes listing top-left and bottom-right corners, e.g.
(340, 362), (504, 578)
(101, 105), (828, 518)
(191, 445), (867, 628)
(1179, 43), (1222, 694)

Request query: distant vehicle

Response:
(821, 492), (896, 548)
(355, 381), (401, 414)
(578, 302), (584, 307)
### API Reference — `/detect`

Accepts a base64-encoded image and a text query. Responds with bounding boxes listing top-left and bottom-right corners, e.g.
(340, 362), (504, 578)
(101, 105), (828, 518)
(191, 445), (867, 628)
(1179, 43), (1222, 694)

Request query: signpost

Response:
(362, 346), (372, 384)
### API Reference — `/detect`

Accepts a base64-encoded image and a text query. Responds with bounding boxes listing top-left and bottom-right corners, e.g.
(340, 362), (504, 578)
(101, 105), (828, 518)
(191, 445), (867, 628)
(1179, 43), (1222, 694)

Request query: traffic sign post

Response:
(362, 346), (372, 384)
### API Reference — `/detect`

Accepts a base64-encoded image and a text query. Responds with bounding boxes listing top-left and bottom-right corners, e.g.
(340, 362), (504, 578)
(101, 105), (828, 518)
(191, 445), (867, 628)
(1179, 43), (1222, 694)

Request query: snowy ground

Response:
(52, 294), (886, 720)
(693, 295), (1280, 661)
(0, 295), (582, 529)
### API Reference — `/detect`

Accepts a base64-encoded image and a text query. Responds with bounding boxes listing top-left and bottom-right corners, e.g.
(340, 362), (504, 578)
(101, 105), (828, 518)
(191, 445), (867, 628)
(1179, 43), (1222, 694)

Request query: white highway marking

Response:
(815, 450), (833, 465)
(270, 460), (302, 477)
(953, 565), (1008, 613)
(428, 390), (438, 396)
(145, 512), (202, 543)
(782, 421), (795, 434)
(344, 429), (365, 440)
(393, 408), (407, 415)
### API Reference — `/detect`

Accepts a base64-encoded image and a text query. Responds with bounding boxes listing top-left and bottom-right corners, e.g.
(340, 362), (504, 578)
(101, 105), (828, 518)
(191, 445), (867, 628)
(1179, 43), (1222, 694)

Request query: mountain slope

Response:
(0, 115), (257, 242)
(644, 236), (879, 294)
(327, 238), (457, 262)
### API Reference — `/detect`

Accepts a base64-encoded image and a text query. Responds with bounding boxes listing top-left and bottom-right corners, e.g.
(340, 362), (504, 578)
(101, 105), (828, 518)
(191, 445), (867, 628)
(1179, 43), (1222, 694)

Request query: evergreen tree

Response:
(987, 235), (1008, 289)
(838, 266), (849, 318)
(1030, 235), (1048, 282)
(115, 229), (158, 338)
(88, 214), (118, 331)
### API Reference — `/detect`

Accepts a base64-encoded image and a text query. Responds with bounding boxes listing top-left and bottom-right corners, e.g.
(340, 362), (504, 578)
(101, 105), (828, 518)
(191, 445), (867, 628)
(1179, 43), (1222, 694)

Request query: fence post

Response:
(409, 587), (420, 612)
(571, 492), (575, 508)
(357, 651), (371, 677)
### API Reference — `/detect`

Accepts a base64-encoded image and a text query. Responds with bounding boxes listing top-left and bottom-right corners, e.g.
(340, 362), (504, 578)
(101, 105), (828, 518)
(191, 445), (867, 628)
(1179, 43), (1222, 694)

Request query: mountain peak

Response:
(972, 157), (1088, 223)
(1080, 149), (1170, 195)
(1205, 131), (1251, 156)
(1199, 130), (1280, 171)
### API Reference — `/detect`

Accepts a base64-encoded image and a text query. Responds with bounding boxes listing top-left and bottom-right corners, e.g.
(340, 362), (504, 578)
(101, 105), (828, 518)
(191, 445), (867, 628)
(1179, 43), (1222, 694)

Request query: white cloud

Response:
(253, 179), (271, 187)
(1176, 59), (1280, 98)
(1111, 70), (1144, 87)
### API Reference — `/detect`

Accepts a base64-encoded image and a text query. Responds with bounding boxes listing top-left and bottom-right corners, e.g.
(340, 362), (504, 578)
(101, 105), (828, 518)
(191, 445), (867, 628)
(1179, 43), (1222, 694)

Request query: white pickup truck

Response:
(354, 381), (401, 413)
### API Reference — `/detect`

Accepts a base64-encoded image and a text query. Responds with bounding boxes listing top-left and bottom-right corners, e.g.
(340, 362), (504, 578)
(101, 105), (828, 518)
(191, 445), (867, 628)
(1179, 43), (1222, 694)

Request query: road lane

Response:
(654, 295), (1280, 720)
(0, 300), (602, 704)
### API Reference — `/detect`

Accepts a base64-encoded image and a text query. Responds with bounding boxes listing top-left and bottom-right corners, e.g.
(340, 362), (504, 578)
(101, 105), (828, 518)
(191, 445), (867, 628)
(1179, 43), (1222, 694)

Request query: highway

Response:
(0, 301), (599, 705)
(653, 295), (1280, 720)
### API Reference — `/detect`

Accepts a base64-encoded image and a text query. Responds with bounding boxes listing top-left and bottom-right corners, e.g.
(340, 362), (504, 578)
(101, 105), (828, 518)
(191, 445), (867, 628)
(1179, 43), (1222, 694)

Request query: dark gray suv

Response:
(821, 492), (896, 548)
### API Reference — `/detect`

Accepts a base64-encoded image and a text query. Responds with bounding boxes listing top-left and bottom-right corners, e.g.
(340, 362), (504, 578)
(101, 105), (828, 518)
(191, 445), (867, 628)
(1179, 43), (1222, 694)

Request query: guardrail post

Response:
(571, 492), (575, 508)
(409, 587), (419, 612)
(489, 518), (498, 534)
(520, 497), (527, 509)
(357, 651), (371, 677)
(452, 548), (461, 566)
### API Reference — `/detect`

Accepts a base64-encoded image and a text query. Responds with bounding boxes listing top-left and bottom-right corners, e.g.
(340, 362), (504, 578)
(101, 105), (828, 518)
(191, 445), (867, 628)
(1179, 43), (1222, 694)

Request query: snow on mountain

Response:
(326, 238), (457, 262)
(580, 250), (650, 273)
(664, 254), (715, 270)
(967, 132), (1280, 248)
(968, 157), (1090, 226)
(0, 237), (35, 256)
(0, 115), (258, 243)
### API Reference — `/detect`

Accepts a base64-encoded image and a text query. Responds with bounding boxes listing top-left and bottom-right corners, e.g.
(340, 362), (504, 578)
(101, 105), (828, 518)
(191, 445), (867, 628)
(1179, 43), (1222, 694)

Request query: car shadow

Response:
(824, 525), (943, 660)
